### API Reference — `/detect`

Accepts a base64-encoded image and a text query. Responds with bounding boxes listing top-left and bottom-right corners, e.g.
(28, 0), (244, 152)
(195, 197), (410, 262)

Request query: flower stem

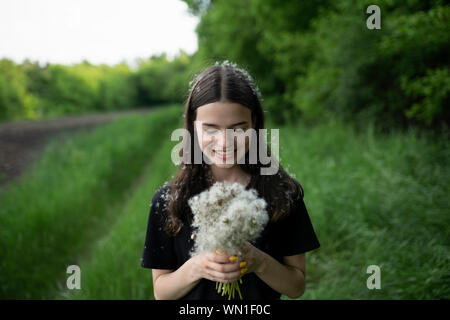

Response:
(216, 279), (243, 300)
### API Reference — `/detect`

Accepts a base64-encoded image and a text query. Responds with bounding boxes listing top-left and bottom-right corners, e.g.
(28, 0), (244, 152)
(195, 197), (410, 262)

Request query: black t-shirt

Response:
(141, 183), (320, 300)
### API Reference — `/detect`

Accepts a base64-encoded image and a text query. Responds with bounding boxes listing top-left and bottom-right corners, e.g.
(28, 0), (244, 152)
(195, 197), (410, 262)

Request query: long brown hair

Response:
(165, 61), (303, 236)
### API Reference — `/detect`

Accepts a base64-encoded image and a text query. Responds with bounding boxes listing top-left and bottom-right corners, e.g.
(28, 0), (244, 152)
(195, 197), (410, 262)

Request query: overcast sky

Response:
(0, 0), (199, 66)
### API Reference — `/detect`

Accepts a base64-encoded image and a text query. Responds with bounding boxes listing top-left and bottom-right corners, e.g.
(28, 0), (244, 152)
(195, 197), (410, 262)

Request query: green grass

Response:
(55, 138), (179, 299)
(275, 119), (450, 299)
(0, 104), (183, 299)
(1, 106), (448, 299)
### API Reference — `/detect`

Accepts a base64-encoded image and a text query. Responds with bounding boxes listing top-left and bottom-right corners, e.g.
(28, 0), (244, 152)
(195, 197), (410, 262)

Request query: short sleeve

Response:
(141, 186), (177, 269)
(278, 195), (320, 256)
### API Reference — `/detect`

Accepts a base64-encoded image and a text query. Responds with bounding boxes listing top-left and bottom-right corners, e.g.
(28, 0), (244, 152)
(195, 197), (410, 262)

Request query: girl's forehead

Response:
(195, 102), (252, 123)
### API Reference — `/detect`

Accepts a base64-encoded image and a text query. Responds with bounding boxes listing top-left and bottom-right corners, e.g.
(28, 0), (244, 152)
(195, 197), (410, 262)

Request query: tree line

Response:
(1, 0), (448, 133)
(183, 0), (449, 132)
(0, 51), (193, 122)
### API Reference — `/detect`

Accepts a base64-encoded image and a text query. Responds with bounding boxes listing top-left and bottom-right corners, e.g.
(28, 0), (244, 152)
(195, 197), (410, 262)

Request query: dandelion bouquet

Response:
(188, 181), (269, 300)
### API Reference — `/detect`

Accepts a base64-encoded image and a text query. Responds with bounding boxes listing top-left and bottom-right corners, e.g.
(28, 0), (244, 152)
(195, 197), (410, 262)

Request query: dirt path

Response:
(0, 108), (153, 189)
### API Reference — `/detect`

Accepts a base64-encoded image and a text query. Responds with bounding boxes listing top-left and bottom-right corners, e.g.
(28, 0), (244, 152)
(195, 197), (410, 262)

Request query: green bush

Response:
(133, 51), (191, 106)
(402, 68), (450, 126)
(43, 63), (99, 116)
(97, 64), (137, 111)
(0, 58), (38, 121)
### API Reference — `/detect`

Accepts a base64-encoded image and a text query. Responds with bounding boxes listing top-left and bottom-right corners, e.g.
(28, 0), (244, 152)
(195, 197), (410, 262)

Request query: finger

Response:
(205, 269), (241, 283)
(205, 261), (240, 273)
(202, 271), (230, 283)
(207, 275), (232, 284)
(204, 252), (228, 264)
(211, 252), (237, 264)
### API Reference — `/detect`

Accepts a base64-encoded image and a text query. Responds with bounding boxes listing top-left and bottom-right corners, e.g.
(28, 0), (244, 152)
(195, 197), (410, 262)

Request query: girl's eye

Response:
(204, 128), (247, 135)
(205, 129), (219, 135)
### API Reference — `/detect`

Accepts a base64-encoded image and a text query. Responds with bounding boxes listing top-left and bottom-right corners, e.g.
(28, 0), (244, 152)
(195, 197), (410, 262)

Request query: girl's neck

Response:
(209, 165), (251, 187)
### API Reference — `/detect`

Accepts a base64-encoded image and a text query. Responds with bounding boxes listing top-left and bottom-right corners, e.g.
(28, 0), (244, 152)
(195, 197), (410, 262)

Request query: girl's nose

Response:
(216, 130), (235, 150)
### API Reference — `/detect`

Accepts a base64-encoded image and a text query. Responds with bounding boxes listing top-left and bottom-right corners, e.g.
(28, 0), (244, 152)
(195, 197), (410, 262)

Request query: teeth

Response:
(215, 150), (234, 155)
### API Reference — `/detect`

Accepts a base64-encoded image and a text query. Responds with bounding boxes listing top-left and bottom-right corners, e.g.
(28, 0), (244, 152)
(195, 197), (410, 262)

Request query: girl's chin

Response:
(207, 157), (237, 167)
(212, 162), (236, 168)
(206, 155), (236, 167)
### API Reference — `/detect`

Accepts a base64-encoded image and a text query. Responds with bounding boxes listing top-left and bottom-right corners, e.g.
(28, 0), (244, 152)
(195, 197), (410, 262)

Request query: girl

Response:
(141, 60), (320, 300)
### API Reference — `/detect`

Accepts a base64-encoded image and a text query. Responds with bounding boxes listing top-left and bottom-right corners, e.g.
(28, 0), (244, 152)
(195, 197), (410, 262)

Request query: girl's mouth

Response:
(213, 149), (236, 160)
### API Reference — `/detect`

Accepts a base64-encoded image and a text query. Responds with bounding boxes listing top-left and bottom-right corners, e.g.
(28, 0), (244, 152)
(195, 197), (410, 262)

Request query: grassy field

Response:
(0, 104), (182, 299)
(1, 105), (448, 299)
(277, 120), (450, 299)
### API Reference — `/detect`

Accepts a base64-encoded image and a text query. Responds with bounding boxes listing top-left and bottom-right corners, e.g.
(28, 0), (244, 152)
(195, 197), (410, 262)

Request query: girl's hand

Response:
(237, 242), (266, 276)
(189, 251), (242, 284)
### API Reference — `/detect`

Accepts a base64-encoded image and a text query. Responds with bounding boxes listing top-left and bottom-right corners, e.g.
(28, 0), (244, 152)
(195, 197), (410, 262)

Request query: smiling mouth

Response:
(212, 149), (236, 159)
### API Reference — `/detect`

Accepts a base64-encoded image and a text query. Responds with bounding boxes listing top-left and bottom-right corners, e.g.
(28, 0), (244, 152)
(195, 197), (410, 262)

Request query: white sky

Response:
(0, 0), (199, 66)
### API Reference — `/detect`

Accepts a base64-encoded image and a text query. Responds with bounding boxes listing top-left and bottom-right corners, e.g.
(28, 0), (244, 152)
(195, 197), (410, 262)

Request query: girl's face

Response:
(194, 101), (254, 168)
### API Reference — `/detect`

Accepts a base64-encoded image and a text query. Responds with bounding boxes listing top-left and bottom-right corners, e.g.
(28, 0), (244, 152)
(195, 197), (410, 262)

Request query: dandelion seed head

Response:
(188, 180), (268, 259)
